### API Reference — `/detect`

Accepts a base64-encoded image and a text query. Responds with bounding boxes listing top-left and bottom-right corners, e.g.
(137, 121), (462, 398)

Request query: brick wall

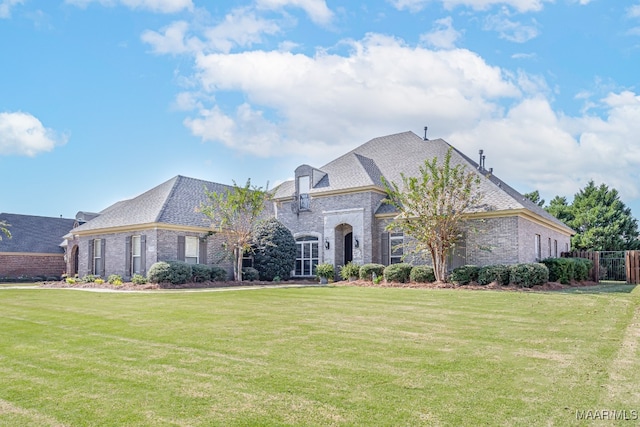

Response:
(0, 253), (66, 279)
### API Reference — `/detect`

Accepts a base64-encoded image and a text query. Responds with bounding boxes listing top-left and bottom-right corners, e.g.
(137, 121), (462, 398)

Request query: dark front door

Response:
(344, 232), (353, 264)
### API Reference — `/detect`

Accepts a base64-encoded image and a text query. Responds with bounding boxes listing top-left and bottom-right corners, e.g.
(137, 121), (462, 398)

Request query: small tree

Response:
(0, 220), (10, 240)
(383, 147), (483, 282)
(200, 179), (270, 282)
(252, 218), (296, 281)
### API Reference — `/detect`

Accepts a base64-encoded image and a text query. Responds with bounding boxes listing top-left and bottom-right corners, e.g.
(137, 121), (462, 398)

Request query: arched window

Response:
(295, 235), (319, 277)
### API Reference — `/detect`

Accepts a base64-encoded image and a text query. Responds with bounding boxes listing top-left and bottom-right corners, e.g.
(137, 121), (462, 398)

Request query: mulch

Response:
(40, 278), (599, 292)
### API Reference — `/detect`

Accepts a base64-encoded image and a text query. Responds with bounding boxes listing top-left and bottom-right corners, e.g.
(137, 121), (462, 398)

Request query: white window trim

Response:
(185, 236), (199, 264)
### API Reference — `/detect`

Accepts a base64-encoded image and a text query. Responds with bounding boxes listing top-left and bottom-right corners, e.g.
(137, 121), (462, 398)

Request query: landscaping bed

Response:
(39, 279), (317, 291)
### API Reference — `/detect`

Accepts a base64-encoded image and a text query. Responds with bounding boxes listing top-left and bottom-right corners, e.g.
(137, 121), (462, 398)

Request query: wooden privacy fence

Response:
(562, 250), (640, 284)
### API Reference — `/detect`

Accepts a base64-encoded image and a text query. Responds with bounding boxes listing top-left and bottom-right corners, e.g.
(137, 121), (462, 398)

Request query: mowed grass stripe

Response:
(0, 286), (637, 426)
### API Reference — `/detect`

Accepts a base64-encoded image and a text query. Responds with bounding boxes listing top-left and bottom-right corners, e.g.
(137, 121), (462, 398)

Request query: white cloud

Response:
(182, 33), (519, 158)
(142, 21), (201, 54)
(0, 112), (67, 156)
(64, 0), (193, 13)
(255, 0), (333, 25)
(483, 11), (539, 42)
(0, 0), (24, 18)
(420, 16), (462, 49)
(628, 4), (640, 18)
(389, 0), (550, 13)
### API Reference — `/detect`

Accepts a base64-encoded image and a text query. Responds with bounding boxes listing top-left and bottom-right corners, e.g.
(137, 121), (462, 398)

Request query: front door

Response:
(344, 232), (353, 264)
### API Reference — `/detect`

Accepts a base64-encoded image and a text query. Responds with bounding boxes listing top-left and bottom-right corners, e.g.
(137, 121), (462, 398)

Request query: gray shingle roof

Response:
(0, 213), (75, 254)
(72, 176), (233, 233)
(274, 131), (572, 232)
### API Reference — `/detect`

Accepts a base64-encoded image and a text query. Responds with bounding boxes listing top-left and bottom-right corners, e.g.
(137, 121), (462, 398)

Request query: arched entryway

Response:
(70, 245), (79, 276)
(334, 223), (353, 267)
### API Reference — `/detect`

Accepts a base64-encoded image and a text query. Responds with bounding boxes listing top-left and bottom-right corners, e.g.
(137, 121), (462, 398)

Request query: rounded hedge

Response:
(509, 263), (549, 288)
(252, 218), (297, 281)
(450, 265), (480, 285)
(477, 265), (511, 286)
(210, 266), (228, 281)
(147, 261), (192, 285)
(383, 263), (413, 283)
(410, 266), (435, 283)
(191, 264), (212, 282)
(359, 263), (385, 281)
(242, 266), (260, 281)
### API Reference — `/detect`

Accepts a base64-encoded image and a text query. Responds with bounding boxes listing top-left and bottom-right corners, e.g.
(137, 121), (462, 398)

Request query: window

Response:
(295, 236), (318, 276)
(185, 236), (199, 264)
(93, 239), (103, 275)
(390, 232), (404, 264)
(132, 235), (142, 275)
(535, 234), (541, 260)
(548, 237), (552, 258)
(298, 176), (310, 210)
(554, 240), (558, 258)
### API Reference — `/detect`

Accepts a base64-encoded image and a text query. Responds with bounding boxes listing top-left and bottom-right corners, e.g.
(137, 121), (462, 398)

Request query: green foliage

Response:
(316, 263), (335, 279)
(210, 266), (228, 281)
(191, 264), (212, 282)
(509, 263), (549, 288)
(450, 265), (480, 285)
(200, 179), (270, 282)
(81, 274), (97, 283)
(359, 263), (385, 281)
(383, 263), (413, 283)
(373, 275), (383, 285)
(241, 267), (259, 281)
(0, 219), (11, 240)
(410, 265), (436, 283)
(94, 278), (105, 284)
(131, 274), (147, 285)
(477, 265), (511, 286)
(523, 190), (545, 207)
(340, 262), (361, 280)
(572, 258), (592, 281)
(546, 181), (640, 251)
(107, 274), (123, 285)
(251, 218), (296, 281)
(65, 277), (76, 284)
(541, 258), (593, 283)
(382, 147), (484, 282)
(147, 261), (192, 285)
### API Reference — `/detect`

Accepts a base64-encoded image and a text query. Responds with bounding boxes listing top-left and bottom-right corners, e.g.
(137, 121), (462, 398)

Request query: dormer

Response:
(294, 165), (327, 211)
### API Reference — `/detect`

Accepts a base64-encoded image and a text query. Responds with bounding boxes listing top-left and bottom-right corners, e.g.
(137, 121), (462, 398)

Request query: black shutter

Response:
(177, 236), (185, 261)
(381, 232), (389, 266)
(140, 235), (147, 274)
(125, 236), (132, 277)
(88, 239), (94, 274)
(199, 238), (207, 265)
(100, 239), (106, 277)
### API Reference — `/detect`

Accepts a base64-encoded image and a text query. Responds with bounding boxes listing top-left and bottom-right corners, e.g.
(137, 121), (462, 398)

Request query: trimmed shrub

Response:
(477, 265), (511, 286)
(210, 266), (228, 281)
(167, 261), (192, 284)
(410, 266), (436, 283)
(81, 274), (97, 283)
(252, 218), (297, 281)
(191, 264), (212, 282)
(509, 263), (549, 288)
(107, 274), (123, 285)
(359, 263), (385, 281)
(450, 265), (480, 285)
(242, 267), (259, 282)
(131, 274), (147, 285)
(541, 258), (574, 284)
(572, 258), (592, 281)
(147, 261), (171, 284)
(383, 263), (413, 283)
(340, 262), (360, 280)
(147, 261), (192, 285)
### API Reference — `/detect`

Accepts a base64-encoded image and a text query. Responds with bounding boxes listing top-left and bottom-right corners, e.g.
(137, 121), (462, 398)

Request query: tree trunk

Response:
(234, 247), (243, 282)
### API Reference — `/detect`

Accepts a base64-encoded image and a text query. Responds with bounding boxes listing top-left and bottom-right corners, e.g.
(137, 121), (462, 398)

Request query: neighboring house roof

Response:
(72, 175), (233, 234)
(0, 213), (75, 254)
(273, 131), (573, 234)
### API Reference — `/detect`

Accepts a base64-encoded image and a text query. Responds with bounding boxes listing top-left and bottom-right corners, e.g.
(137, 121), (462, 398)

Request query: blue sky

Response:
(1, 0), (640, 220)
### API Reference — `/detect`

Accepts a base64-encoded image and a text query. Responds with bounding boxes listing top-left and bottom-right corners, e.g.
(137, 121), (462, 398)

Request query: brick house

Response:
(61, 131), (573, 280)
(272, 131), (573, 278)
(0, 213), (76, 280)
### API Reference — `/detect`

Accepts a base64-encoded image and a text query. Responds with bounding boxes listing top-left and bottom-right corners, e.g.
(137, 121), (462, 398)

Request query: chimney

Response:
(423, 126), (428, 141)
(478, 149), (484, 170)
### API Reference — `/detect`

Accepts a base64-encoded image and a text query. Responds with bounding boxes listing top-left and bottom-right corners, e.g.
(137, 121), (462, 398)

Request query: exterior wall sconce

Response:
(354, 239), (360, 248)
(325, 240), (330, 250)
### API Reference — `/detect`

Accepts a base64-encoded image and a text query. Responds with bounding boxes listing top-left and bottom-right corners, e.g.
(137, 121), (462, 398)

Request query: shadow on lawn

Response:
(552, 282), (637, 294)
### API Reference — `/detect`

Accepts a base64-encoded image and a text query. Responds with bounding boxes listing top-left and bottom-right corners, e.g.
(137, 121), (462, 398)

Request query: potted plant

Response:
(316, 263), (334, 284)
(340, 262), (360, 282)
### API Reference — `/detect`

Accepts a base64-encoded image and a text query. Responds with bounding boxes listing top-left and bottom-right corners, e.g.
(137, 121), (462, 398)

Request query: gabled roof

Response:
(273, 131), (573, 233)
(0, 213), (76, 254)
(72, 176), (233, 233)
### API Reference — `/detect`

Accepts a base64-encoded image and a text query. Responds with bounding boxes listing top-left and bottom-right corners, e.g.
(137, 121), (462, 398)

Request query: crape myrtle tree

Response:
(200, 179), (270, 282)
(252, 217), (296, 281)
(383, 147), (483, 282)
(0, 220), (10, 240)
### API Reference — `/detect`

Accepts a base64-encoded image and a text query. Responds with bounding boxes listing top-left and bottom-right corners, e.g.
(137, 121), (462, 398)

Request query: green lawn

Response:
(1, 286), (639, 426)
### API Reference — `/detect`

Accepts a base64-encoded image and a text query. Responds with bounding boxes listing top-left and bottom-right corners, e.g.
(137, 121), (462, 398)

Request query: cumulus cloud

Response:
(420, 16), (462, 49)
(0, 112), (67, 156)
(255, 0), (333, 25)
(64, 0), (193, 14)
(390, 0), (550, 13)
(181, 33), (519, 158)
(483, 11), (539, 42)
(0, 0), (24, 18)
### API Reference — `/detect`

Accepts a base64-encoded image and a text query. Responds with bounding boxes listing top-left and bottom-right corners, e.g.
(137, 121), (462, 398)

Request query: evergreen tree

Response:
(252, 218), (296, 281)
(523, 190), (545, 207)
